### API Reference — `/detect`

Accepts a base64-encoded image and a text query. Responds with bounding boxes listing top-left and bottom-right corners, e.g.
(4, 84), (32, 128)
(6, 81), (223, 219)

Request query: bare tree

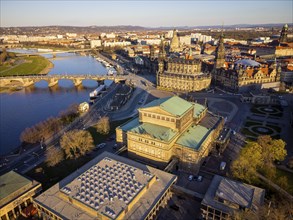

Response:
(96, 116), (110, 135)
(20, 117), (62, 144)
(45, 147), (64, 167)
(60, 129), (94, 159)
(59, 103), (80, 125)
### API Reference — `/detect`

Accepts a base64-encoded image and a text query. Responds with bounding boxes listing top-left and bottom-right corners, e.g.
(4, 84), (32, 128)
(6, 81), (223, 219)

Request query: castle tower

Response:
(279, 24), (288, 43)
(170, 29), (180, 52)
(214, 32), (225, 69)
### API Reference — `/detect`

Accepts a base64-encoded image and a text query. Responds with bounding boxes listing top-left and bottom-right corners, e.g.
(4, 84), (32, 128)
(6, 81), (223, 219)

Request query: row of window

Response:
(131, 145), (164, 159)
(143, 112), (175, 123)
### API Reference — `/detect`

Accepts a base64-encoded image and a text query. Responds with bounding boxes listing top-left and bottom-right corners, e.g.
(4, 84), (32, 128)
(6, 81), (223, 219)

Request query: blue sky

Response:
(1, 1), (292, 27)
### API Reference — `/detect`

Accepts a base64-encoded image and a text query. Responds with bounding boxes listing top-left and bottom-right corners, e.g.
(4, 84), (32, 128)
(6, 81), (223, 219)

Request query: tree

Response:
(45, 147), (64, 167)
(59, 103), (79, 125)
(257, 136), (287, 166)
(231, 142), (263, 183)
(20, 117), (62, 144)
(60, 130), (94, 159)
(96, 116), (110, 135)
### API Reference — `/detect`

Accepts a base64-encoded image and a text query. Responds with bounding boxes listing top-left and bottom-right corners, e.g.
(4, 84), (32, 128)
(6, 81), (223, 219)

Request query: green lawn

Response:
(0, 56), (52, 76)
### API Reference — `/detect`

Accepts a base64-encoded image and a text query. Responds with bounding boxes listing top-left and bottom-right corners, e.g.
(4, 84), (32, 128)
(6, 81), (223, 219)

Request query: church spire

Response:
(279, 24), (288, 44)
(215, 29), (225, 69)
(158, 35), (166, 60)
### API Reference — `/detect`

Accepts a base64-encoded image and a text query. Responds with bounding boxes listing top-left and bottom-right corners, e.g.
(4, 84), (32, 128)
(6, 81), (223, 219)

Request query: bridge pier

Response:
(22, 79), (35, 87)
(47, 79), (58, 87)
(73, 79), (83, 87)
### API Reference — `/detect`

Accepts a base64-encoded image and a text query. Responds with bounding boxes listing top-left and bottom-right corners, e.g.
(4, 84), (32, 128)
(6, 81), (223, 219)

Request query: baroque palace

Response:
(211, 27), (290, 92)
(116, 96), (223, 174)
(154, 33), (212, 92)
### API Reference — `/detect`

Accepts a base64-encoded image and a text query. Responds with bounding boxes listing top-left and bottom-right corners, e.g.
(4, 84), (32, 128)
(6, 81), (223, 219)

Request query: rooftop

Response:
(176, 124), (209, 150)
(235, 59), (260, 67)
(130, 122), (178, 142)
(193, 103), (206, 118)
(216, 178), (254, 208)
(119, 117), (140, 132)
(143, 96), (193, 117)
(202, 175), (265, 215)
(34, 152), (177, 220)
(0, 171), (40, 207)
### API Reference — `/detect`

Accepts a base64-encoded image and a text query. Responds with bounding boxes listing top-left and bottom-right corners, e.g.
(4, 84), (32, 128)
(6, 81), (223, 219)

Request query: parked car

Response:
(97, 143), (106, 149)
(196, 175), (203, 182)
(188, 175), (193, 181)
(220, 161), (226, 171)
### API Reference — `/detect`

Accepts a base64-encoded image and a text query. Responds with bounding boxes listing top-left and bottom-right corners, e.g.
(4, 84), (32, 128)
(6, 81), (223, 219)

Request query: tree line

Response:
(45, 116), (110, 167)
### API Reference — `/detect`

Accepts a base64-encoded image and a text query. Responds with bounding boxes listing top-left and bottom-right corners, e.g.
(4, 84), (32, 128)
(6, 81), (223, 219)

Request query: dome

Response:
(235, 59), (260, 67)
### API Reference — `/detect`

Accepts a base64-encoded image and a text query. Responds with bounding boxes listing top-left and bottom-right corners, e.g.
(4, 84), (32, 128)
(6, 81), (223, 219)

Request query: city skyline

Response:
(1, 0), (292, 27)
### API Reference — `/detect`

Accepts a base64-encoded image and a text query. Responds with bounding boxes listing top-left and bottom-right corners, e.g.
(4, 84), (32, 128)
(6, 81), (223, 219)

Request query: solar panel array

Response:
(60, 157), (154, 219)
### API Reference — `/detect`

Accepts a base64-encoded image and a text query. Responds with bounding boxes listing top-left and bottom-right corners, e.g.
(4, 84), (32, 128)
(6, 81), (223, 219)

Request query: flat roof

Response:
(202, 175), (265, 214)
(143, 96), (193, 117)
(34, 152), (177, 220)
(176, 124), (210, 150)
(130, 122), (178, 142)
(0, 171), (32, 202)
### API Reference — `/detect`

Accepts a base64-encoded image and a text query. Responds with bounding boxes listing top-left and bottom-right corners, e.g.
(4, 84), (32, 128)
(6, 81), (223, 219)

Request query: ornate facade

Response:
(156, 37), (211, 92)
(116, 96), (223, 174)
(213, 59), (281, 92)
(212, 35), (281, 92)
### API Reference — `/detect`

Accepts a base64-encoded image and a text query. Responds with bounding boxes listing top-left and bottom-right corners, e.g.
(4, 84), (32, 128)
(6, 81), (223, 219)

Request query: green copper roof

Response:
(193, 103), (206, 118)
(176, 124), (210, 150)
(119, 117), (140, 132)
(0, 171), (31, 201)
(130, 122), (178, 142)
(143, 96), (193, 117)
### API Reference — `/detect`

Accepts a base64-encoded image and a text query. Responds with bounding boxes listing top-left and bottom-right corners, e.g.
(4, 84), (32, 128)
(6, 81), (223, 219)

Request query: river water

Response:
(0, 51), (108, 155)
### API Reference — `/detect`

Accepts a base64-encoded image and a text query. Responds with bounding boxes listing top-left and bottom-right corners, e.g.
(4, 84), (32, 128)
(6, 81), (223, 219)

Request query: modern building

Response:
(201, 175), (265, 220)
(33, 152), (176, 220)
(0, 171), (42, 220)
(116, 96), (223, 174)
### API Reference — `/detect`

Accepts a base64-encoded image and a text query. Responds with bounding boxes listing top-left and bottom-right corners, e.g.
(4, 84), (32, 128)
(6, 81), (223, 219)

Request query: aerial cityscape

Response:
(0, 1), (293, 220)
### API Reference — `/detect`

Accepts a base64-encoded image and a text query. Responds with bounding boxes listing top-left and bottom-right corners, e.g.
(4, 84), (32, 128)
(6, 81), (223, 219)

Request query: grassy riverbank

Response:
(0, 55), (53, 77)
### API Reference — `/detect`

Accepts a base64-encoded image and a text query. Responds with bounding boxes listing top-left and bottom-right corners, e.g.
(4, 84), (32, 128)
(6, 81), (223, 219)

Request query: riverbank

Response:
(0, 55), (54, 77)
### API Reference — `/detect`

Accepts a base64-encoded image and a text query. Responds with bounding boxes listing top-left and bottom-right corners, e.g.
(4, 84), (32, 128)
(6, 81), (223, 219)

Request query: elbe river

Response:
(0, 50), (108, 155)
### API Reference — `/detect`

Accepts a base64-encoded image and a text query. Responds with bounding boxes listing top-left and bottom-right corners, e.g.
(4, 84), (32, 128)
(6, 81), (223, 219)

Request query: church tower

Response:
(214, 32), (225, 69)
(170, 29), (180, 52)
(279, 24), (288, 43)
(158, 35), (166, 61)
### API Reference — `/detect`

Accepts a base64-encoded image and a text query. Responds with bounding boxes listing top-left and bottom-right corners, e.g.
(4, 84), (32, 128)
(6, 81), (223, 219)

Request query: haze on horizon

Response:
(1, 0), (292, 27)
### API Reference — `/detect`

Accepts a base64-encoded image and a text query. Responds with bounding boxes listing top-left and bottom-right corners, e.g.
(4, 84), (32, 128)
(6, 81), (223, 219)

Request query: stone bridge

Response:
(0, 74), (127, 87)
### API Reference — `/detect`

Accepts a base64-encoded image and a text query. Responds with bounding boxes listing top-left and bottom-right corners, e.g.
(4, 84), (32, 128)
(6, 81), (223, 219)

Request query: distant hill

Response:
(0, 25), (148, 35)
(0, 23), (290, 35)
